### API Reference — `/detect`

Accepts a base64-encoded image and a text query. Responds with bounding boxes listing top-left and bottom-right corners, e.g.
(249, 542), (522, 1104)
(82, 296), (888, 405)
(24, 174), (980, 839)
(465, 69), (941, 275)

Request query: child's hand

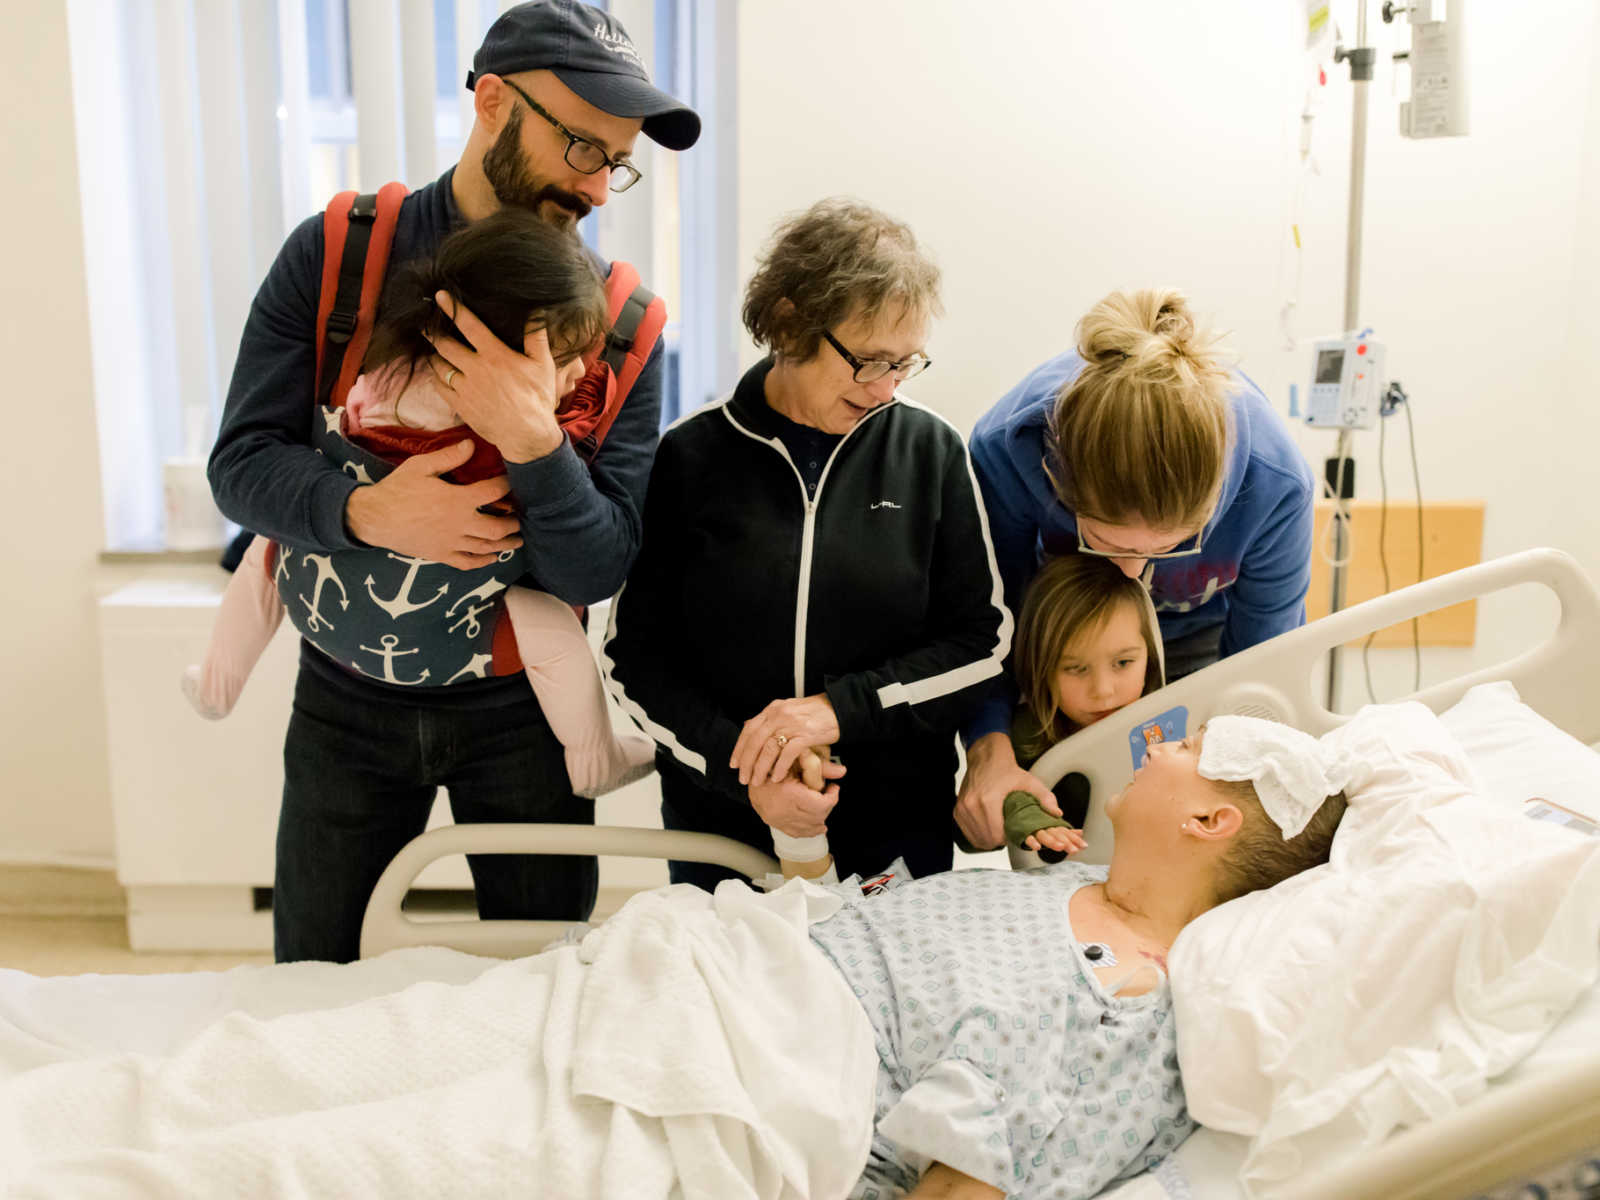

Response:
(1024, 825), (1087, 856)
(795, 746), (831, 792)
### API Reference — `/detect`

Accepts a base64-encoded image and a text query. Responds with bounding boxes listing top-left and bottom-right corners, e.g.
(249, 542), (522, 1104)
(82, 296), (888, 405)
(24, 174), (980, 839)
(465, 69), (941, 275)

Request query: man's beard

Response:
(481, 106), (592, 228)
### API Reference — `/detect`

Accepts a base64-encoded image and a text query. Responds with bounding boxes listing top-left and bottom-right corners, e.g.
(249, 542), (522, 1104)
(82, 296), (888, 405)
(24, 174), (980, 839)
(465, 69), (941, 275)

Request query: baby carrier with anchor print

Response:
(269, 182), (665, 687)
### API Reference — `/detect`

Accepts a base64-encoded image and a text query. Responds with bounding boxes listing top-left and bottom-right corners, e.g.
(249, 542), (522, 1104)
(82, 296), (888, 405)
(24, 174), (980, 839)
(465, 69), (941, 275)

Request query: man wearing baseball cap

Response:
(208, 1), (699, 964)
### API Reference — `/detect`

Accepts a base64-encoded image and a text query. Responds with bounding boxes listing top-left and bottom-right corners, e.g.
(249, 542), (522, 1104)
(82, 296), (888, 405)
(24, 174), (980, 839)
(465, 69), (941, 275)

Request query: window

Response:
(650, 0), (738, 424)
(69, 0), (734, 551)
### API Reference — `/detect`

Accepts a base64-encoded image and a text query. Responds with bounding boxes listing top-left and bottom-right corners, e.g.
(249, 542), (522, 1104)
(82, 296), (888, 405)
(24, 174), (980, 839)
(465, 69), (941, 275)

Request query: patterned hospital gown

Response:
(808, 864), (1194, 1199)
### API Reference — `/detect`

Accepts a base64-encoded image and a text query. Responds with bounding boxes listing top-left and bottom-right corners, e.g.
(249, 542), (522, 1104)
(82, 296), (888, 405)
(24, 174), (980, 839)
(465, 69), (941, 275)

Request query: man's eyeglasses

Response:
(1076, 525), (1205, 562)
(822, 330), (933, 384)
(499, 77), (642, 194)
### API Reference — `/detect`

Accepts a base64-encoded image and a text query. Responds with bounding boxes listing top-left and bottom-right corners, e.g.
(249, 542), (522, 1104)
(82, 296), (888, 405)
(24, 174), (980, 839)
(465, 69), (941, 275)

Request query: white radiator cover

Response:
(98, 570), (666, 951)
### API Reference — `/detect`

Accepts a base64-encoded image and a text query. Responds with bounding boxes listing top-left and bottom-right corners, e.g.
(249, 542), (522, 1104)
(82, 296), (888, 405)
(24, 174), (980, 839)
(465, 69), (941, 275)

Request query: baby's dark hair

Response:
(362, 208), (610, 381)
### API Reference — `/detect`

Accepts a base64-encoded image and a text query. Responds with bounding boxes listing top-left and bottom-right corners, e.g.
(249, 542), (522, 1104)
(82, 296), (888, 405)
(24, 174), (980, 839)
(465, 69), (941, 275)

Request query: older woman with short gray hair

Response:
(605, 198), (1011, 886)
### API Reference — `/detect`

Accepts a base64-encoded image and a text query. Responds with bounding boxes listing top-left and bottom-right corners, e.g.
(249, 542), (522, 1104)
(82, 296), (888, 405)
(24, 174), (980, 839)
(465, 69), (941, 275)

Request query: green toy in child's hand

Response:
(1002, 773), (1098, 863)
(1003, 790), (1077, 862)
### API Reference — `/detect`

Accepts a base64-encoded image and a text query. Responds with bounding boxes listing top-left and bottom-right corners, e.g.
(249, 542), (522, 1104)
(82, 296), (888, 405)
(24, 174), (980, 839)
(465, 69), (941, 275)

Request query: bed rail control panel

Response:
(1128, 706), (1188, 769)
(1524, 799), (1600, 838)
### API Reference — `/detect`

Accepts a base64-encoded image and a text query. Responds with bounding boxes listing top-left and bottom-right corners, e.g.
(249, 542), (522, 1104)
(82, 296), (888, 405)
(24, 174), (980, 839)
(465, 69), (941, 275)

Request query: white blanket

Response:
(0, 880), (877, 1199)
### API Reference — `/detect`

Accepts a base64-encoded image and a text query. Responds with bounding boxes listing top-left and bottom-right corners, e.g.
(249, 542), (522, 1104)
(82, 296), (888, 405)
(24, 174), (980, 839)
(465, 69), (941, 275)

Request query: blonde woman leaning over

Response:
(957, 289), (1314, 851)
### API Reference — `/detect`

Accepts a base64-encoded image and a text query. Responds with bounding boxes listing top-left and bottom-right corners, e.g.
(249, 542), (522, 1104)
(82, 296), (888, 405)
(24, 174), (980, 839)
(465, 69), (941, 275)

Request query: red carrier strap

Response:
(570, 261), (667, 461)
(314, 182), (409, 410)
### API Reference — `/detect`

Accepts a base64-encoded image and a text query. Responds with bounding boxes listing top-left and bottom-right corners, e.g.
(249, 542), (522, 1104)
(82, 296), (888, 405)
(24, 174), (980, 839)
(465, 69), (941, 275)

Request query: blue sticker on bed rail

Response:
(1129, 707), (1187, 769)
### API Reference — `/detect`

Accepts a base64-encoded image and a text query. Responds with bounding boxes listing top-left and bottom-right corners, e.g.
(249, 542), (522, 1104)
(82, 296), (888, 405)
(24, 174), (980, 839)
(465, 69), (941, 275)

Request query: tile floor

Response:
(0, 884), (648, 977)
(0, 914), (272, 976)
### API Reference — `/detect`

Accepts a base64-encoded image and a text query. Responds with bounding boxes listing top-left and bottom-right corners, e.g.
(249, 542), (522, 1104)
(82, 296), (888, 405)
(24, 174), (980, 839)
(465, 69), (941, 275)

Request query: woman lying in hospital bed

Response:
(2, 715), (1345, 1200)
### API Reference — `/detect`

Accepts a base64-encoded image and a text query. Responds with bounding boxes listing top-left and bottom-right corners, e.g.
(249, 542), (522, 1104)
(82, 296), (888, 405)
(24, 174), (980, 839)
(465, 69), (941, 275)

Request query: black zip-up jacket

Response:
(603, 360), (1012, 815)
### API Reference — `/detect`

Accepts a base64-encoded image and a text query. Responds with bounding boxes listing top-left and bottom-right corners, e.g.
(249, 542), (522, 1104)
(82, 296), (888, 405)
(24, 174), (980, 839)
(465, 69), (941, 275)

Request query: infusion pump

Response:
(1303, 334), (1385, 430)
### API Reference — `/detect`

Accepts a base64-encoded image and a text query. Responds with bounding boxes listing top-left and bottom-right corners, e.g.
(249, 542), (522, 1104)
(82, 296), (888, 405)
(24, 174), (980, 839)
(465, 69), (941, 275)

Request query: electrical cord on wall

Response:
(1403, 392), (1424, 692)
(1361, 411), (1394, 701)
(1361, 383), (1422, 702)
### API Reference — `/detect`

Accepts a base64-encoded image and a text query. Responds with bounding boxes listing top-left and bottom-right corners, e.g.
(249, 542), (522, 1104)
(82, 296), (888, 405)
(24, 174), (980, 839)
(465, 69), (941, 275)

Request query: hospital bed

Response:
(354, 546), (1600, 1200)
(3, 549), (1595, 1199)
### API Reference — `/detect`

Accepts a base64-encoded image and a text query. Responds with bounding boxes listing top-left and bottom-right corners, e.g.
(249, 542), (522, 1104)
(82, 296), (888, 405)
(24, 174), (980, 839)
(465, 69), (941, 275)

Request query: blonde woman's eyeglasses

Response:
(1076, 526), (1204, 562)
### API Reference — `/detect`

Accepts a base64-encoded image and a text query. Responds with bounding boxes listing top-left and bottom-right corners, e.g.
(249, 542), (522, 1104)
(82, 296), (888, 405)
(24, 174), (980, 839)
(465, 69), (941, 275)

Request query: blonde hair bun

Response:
(1076, 288), (1207, 374)
(1050, 287), (1233, 529)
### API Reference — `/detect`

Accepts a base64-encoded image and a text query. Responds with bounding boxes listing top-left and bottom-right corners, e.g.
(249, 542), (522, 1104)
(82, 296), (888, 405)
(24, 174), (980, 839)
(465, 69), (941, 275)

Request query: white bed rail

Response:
(358, 550), (1599, 954)
(1021, 547), (1600, 868)
(359, 824), (778, 959)
(1278, 1046), (1600, 1200)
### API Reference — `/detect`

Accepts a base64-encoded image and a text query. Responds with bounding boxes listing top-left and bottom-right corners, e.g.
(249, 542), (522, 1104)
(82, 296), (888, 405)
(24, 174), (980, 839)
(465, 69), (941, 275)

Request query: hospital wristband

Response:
(771, 830), (830, 863)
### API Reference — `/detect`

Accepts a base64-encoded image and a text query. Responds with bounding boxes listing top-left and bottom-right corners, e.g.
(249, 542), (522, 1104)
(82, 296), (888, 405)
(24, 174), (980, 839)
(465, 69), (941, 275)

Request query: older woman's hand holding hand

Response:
(731, 694), (842, 786)
(748, 757), (846, 839)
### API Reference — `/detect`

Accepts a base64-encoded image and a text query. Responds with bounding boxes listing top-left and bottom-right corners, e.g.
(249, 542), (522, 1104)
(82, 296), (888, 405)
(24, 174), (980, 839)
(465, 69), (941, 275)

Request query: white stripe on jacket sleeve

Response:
(873, 397), (1014, 711)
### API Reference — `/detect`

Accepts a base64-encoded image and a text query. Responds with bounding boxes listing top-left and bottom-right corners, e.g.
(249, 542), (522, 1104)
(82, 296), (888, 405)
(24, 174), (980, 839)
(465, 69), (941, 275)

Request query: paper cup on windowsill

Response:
(163, 457), (224, 551)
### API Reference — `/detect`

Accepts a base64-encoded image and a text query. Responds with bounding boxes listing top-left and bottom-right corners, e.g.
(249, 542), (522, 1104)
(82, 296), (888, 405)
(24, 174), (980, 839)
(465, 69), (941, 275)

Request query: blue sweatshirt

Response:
(967, 350), (1314, 740)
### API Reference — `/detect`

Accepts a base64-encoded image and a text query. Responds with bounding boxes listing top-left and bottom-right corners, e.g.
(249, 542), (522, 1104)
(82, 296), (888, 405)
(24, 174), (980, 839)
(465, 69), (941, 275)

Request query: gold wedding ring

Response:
(443, 367), (458, 388)
(773, 734), (790, 748)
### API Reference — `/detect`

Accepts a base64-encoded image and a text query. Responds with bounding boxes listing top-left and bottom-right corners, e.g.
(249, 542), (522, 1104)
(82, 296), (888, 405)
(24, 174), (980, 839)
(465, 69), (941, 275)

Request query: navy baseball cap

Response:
(466, 0), (701, 151)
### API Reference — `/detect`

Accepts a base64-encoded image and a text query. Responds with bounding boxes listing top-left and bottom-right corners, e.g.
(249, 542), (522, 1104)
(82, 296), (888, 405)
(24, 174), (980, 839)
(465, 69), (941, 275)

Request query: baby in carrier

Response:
(184, 208), (654, 799)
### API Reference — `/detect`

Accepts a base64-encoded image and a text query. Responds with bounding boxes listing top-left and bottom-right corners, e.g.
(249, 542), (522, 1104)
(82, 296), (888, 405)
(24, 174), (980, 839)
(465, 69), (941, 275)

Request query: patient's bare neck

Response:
(1101, 854), (1219, 948)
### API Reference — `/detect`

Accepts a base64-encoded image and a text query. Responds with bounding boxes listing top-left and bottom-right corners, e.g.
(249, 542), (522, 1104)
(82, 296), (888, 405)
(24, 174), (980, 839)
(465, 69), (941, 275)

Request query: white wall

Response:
(0, 0), (115, 864)
(1566, 2), (1600, 550)
(738, 0), (1600, 709)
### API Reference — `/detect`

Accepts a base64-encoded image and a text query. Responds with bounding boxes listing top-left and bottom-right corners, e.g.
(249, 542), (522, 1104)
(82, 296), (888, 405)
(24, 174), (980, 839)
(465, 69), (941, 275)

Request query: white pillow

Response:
(1169, 701), (1600, 1197)
(1439, 680), (1600, 822)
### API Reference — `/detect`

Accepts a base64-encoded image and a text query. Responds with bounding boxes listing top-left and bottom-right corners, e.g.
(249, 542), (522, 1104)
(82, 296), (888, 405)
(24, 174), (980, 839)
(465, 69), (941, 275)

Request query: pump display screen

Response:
(1315, 348), (1345, 385)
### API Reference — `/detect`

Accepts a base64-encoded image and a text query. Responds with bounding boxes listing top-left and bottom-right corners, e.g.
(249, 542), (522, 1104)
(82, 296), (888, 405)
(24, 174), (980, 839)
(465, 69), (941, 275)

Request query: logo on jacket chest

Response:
(1150, 561), (1239, 612)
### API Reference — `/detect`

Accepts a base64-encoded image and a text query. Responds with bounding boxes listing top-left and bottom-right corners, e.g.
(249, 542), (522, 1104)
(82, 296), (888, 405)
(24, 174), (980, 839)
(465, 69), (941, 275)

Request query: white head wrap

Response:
(1197, 715), (1356, 839)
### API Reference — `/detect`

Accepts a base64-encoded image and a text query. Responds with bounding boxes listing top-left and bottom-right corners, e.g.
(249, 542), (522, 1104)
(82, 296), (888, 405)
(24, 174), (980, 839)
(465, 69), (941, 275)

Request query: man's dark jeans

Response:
(274, 666), (597, 963)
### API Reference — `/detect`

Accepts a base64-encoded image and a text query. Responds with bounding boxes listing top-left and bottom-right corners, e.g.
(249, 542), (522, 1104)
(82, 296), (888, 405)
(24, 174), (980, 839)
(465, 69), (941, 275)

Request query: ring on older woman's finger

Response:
(773, 734), (790, 748)
(443, 367), (458, 388)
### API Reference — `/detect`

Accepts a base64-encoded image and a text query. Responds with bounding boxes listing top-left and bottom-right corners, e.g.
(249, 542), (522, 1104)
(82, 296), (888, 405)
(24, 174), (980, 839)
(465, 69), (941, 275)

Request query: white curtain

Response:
(68, 0), (716, 549)
(68, 0), (488, 550)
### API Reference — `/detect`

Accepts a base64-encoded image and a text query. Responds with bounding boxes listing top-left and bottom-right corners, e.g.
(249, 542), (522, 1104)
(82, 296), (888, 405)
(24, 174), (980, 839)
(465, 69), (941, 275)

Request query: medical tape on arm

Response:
(771, 830), (830, 863)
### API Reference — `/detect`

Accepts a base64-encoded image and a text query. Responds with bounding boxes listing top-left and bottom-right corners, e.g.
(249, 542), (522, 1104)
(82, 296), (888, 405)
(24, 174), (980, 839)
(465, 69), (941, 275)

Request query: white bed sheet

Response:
(0, 948), (501, 1072)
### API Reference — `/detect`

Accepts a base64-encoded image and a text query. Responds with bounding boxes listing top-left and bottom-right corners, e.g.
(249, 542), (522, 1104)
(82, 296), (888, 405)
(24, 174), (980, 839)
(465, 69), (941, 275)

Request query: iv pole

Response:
(1324, 3), (1376, 710)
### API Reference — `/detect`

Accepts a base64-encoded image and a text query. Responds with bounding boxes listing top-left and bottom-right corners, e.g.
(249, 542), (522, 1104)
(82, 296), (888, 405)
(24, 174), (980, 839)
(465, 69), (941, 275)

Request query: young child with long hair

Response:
(183, 208), (654, 799)
(1003, 552), (1166, 858)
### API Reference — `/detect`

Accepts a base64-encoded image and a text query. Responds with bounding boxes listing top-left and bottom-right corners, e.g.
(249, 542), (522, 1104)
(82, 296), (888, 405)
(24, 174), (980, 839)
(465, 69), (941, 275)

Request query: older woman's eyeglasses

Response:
(499, 77), (643, 194)
(822, 330), (932, 384)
